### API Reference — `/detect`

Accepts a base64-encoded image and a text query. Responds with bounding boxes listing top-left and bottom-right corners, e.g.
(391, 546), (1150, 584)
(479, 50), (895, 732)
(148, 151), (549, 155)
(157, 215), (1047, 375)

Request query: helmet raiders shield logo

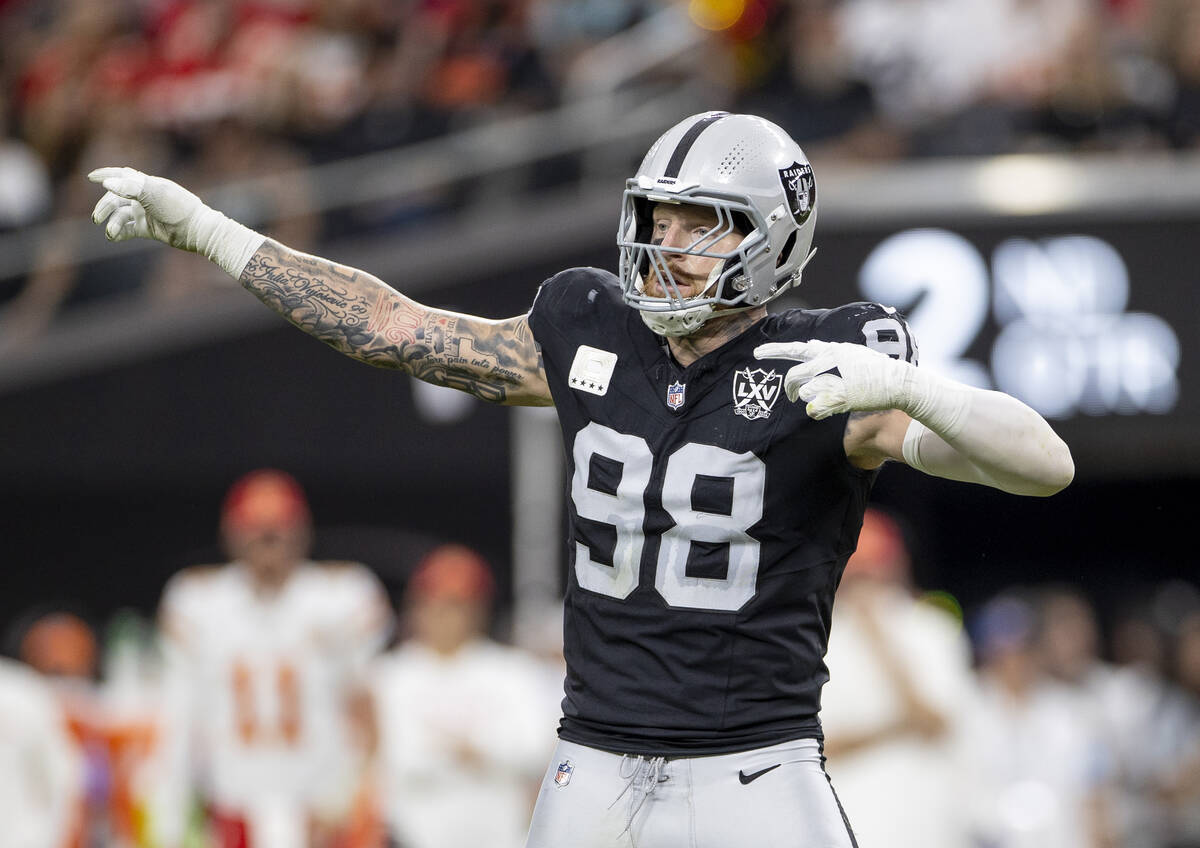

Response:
(733, 368), (783, 420)
(778, 162), (815, 225)
(554, 759), (574, 787)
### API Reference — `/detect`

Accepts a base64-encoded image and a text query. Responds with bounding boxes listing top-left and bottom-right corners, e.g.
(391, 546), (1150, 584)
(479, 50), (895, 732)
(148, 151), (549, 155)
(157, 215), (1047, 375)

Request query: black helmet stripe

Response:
(663, 112), (728, 179)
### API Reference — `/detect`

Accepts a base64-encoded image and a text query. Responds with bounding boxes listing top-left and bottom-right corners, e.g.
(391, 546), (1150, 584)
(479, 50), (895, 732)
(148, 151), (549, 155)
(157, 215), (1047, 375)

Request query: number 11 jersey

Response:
(528, 267), (917, 756)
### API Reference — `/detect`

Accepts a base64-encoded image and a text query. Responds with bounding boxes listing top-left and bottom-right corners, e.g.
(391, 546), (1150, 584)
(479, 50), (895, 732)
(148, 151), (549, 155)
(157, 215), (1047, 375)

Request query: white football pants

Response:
(524, 737), (858, 848)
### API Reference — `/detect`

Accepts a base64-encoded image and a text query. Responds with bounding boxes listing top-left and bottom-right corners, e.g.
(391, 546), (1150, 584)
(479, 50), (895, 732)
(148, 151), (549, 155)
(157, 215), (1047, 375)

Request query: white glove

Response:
(88, 167), (264, 279)
(753, 339), (970, 435)
(752, 340), (910, 417)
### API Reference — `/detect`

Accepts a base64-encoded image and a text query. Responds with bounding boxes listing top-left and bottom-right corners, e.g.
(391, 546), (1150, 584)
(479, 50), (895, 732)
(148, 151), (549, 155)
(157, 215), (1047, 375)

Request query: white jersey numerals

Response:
(570, 423), (653, 600)
(571, 422), (766, 612)
(860, 312), (914, 361)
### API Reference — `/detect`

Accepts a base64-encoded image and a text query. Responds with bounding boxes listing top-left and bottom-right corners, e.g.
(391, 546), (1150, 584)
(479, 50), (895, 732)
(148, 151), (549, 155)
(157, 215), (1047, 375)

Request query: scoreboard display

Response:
(784, 216), (1198, 476)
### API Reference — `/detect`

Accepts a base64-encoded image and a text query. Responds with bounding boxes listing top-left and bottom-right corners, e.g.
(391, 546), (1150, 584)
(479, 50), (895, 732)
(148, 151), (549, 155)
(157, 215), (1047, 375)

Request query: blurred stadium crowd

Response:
(5, 477), (1200, 848)
(5, 0), (1200, 342)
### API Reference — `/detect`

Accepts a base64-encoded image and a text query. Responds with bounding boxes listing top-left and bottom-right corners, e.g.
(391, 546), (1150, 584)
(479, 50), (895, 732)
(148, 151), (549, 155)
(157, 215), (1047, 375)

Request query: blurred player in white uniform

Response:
(372, 545), (555, 848)
(820, 509), (975, 848)
(0, 656), (83, 848)
(151, 469), (391, 848)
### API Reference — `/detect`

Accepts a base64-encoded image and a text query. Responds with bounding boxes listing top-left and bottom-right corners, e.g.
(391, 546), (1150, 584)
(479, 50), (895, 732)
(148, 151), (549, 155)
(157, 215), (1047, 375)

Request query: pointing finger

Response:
(754, 340), (830, 363)
(87, 166), (142, 185)
(102, 177), (145, 200)
(95, 168), (146, 200)
(782, 354), (840, 387)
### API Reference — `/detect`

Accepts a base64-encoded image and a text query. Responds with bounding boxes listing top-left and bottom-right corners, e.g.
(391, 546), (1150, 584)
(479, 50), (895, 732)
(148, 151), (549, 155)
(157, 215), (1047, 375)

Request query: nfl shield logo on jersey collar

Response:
(554, 759), (574, 787)
(666, 381), (686, 410)
(733, 367), (783, 420)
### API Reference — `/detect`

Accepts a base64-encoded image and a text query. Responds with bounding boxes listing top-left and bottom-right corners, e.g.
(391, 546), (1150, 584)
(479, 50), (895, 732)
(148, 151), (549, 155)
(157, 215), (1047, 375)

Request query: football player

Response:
(90, 112), (1073, 847)
(150, 469), (391, 848)
(371, 545), (555, 848)
(0, 657), (83, 848)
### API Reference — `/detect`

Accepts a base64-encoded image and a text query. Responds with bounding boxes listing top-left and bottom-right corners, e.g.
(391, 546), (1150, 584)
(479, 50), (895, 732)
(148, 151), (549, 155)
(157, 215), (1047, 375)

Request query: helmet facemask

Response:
(619, 192), (771, 337)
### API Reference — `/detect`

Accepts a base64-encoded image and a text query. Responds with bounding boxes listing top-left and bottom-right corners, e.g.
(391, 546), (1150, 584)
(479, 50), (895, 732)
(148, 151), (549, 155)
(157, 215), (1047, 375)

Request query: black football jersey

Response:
(527, 267), (917, 756)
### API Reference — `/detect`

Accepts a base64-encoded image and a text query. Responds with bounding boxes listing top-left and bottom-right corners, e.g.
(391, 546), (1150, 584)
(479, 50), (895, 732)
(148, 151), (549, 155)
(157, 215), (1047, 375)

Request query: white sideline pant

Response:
(524, 738), (858, 848)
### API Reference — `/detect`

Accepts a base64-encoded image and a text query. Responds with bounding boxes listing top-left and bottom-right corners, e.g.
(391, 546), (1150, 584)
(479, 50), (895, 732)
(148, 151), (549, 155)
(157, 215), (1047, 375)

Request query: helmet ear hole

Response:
(775, 231), (798, 269)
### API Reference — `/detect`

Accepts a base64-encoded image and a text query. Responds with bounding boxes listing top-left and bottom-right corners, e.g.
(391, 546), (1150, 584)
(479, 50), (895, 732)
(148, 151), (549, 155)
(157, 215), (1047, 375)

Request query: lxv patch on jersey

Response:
(568, 345), (617, 396)
(732, 367), (783, 420)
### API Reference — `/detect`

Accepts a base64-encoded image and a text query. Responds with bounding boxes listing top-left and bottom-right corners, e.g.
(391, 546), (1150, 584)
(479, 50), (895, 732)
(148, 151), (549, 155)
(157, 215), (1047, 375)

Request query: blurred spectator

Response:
(835, 0), (1095, 156)
(1154, 0), (1200, 147)
(148, 468), (392, 848)
(20, 610), (103, 848)
(0, 113), (171, 353)
(820, 508), (976, 848)
(0, 92), (52, 232)
(1159, 608), (1200, 846)
(529, 0), (649, 81)
(962, 592), (1113, 848)
(0, 655), (84, 848)
(18, 609), (163, 848)
(372, 544), (556, 848)
(731, 1), (898, 161)
(1034, 586), (1180, 848)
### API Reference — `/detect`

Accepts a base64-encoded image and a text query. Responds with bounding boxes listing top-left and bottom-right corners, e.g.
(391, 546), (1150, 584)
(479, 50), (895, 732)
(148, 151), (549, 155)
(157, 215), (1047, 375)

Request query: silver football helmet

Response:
(618, 112), (818, 336)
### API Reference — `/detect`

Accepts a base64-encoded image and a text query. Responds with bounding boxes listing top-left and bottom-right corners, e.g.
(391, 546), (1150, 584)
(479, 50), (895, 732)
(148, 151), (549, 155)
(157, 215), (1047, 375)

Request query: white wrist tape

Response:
(186, 206), (266, 280)
(901, 418), (931, 472)
(896, 365), (972, 439)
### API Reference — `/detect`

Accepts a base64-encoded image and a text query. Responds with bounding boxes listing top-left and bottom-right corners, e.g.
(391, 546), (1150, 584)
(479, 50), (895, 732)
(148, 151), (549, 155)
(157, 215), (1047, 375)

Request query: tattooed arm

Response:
(86, 168), (550, 406)
(241, 241), (551, 406)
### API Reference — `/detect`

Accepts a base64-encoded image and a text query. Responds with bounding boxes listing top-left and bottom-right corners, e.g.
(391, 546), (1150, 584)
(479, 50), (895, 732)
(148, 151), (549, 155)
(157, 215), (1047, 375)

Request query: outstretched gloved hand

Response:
(753, 338), (972, 440)
(88, 167), (264, 278)
(753, 340), (915, 420)
(89, 167), (204, 248)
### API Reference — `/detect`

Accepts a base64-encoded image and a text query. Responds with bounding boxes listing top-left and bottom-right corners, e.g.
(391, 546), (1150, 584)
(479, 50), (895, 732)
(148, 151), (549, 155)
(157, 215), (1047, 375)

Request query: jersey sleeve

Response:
(812, 301), (919, 364)
(157, 566), (220, 654)
(526, 266), (624, 369)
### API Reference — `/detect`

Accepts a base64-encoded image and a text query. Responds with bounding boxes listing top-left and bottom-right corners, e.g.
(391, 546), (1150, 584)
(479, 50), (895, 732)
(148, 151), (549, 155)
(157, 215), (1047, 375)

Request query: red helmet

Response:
(220, 469), (311, 534)
(845, 508), (911, 584)
(407, 545), (495, 604)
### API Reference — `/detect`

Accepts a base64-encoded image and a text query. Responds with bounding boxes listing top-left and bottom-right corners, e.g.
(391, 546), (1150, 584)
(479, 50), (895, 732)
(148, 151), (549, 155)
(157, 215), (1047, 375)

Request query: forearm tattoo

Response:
(239, 240), (550, 404)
